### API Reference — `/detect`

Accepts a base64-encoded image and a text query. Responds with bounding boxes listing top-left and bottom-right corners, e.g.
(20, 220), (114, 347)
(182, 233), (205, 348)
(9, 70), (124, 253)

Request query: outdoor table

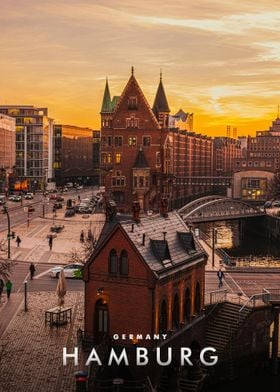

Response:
(45, 306), (72, 327)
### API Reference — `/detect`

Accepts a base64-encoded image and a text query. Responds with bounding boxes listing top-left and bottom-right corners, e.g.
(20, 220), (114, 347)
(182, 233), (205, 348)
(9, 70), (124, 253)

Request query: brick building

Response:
(100, 69), (213, 212)
(233, 117), (280, 200)
(213, 137), (241, 177)
(84, 205), (207, 345)
(0, 114), (16, 192)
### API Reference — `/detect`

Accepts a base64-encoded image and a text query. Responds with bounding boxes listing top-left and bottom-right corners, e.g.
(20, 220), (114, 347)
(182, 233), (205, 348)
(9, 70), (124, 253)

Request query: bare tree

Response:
(268, 171), (280, 200)
(71, 238), (96, 265)
(0, 239), (14, 281)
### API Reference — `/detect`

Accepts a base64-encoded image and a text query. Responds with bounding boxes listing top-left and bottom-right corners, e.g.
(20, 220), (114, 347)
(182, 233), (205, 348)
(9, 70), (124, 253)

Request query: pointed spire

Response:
(101, 78), (112, 113)
(131, 66), (134, 76)
(153, 72), (170, 114)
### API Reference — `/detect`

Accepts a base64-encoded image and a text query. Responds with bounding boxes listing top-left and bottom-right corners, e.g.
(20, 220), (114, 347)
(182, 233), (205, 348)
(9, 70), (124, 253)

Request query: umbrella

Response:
(56, 268), (67, 309)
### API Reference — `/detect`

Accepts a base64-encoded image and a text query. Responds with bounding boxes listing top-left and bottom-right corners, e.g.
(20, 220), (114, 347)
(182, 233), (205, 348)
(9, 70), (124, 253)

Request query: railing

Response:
(206, 289), (228, 305)
(230, 256), (280, 268)
(146, 377), (156, 392)
(199, 230), (232, 265)
(263, 288), (280, 304)
(238, 292), (268, 323)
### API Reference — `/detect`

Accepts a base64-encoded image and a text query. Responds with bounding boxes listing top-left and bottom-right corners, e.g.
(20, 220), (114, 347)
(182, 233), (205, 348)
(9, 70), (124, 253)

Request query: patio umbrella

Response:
(56, 268), (67, 308)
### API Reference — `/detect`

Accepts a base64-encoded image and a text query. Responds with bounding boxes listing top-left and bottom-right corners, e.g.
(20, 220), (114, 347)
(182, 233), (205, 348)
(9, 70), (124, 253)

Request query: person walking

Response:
(6, 280), (12, 299)
(80, 230), (85, 243)
(217, 268), (225, 288)
(29, 262), (36, 280)
(16, 235), (21, 247)
(49, 235), (53, 251)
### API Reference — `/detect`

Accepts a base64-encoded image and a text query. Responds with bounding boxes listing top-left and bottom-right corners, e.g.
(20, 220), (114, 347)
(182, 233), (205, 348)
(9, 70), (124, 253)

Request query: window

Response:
(128, 136), (137, 146)
(115, 153), (121, 164)
(172, 294), (180, 329)
(159, 300), (168, 334)
(112, 176), (125, 187)
(156, 152), (161, 167)
(108, 249), (118, 274)
(126, 118), (139, 128)
(120, 250), (128, 275)
(143, 136), (151, 146)
(115, 136), (123, 147)
(128, 96), (137, 110)
(247, 179), (260, 189)
(184, 288), (191, 322)
(107, 153), (112, 164)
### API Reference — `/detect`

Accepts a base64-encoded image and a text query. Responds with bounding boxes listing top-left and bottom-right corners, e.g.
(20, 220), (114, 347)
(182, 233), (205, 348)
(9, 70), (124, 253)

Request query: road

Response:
(0, 187), (98, 232)
(8, 261), (84, 293)
(8, 260), (280, 298)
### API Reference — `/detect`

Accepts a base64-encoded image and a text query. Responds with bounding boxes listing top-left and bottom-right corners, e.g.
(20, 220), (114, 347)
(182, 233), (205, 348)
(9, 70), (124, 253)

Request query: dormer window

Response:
(128, 96), (137, 110)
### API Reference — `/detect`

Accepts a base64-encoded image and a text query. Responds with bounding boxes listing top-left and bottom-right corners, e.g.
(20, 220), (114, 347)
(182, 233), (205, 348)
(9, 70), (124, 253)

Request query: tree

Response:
(268, 171), (280, 200)
(71, 237), (96, 265)
(0, 239), (14, 281)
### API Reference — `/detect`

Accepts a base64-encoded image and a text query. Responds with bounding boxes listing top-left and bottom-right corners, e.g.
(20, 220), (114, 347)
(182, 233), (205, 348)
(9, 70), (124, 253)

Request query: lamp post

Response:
(212, 227), (217, 268)
(2, 206), (11, 259)
(24, 280), (28, 312)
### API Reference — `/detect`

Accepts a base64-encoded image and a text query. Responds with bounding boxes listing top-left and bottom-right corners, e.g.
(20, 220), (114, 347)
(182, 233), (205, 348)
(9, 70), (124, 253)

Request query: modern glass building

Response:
(53, 125), (100, 186)
(0, 105), (53, 191)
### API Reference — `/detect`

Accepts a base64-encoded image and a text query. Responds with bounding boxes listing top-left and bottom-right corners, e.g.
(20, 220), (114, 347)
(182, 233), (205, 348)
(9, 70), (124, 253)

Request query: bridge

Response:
(178, 195), (266, 223)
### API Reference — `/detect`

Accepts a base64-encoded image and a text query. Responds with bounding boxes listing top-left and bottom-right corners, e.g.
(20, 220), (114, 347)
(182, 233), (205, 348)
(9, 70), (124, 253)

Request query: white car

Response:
(50, 263), (83, 279)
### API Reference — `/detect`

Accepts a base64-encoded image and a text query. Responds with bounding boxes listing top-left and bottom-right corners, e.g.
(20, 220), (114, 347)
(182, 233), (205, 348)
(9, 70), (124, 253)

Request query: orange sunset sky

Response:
(1, 0), (280, 136)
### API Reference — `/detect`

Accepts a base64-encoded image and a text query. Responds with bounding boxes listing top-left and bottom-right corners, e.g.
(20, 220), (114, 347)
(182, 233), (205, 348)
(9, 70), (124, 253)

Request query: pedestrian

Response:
(16, 235), (21, 247)
(49, 235), (53, 251)
(6, 279), (12, 299)
(217, 268), (225, 288)
(29, 262), (36, 280)
(87, 229), (93, 242)
(0, 278), (4, 298)
(80, 230), (84, 243)
(78, 195), (81, 202)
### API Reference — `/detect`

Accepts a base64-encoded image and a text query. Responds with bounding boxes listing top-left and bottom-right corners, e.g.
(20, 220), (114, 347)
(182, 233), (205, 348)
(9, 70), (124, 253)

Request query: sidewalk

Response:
(198, 238), (225, 271)
(5, 212), (105, 264)
(0, 291), (84, 392)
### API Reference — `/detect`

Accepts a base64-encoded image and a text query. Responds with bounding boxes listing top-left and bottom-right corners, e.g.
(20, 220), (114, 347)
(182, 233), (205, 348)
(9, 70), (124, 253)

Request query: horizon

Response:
(1, 0), (280, 136)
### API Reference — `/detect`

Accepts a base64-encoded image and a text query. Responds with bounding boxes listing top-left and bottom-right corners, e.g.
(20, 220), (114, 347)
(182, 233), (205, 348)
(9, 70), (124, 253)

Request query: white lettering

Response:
(156, 347), (172, 366)
(180, 347), (193, 366)
(108, 348), (129, 366)
(63, 347), (79, 366)
(113, 334), (119, 340)
(85, 348), (102, 366)
(200, 347), (218, 366)
(162, 334), (167, 340)
(136, 347), (149, 366)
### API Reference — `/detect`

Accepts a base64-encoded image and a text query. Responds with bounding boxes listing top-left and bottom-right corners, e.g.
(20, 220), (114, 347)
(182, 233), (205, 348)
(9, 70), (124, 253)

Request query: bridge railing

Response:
(205, 289), (228, 305)
(199, 230), (232, 265)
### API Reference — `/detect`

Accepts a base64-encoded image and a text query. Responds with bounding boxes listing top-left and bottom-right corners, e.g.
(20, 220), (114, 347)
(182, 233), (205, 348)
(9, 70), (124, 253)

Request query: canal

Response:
(197, 216), (280, 258)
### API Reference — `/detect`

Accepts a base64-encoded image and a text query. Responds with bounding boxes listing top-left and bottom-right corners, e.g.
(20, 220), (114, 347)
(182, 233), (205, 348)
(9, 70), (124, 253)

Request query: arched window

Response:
(172, 294), (180, 329)
(195, 282), (201, 315)
(108, 249), (118, 274)
(159, 300), (168, 334)
(120, 250), (129, 275)
(184, 288), (191, 322)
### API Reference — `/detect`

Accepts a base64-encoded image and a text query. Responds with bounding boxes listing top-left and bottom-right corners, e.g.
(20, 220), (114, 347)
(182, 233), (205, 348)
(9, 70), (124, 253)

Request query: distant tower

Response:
(100, 78), (113, 129)
(152, 71), (170, 128)
(232, 127), (237, 139)
(226, 125), (231, 138)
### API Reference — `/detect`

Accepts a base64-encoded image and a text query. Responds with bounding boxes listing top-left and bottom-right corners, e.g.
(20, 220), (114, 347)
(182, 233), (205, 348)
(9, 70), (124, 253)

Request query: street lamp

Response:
(2, 206), (12, 259)
(212, 227), (218, 268)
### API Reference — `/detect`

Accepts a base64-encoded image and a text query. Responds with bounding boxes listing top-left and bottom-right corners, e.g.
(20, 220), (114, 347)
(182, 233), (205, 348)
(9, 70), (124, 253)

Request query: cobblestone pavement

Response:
(3, 212), (105, 264)
(0, 291), (84, 392)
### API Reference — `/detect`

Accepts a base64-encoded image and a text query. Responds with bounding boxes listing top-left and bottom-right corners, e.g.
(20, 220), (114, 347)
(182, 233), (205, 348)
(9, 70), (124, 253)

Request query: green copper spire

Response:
(101, 77), (112, 113)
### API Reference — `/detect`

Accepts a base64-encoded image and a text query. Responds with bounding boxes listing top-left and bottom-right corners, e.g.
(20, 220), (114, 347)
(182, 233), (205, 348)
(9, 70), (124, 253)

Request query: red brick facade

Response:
(100, 71), (214, 212)
(84, 212), (207, 346)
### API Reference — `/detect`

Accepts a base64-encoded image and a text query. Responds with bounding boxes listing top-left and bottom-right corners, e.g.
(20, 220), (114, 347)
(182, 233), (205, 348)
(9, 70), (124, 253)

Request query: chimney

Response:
(131, 223), (134, 233)
(142, 233), (146, 246)
(132, 201), (140, 223)
(163, 231), (167, 241)
(160, 197), (168, 218)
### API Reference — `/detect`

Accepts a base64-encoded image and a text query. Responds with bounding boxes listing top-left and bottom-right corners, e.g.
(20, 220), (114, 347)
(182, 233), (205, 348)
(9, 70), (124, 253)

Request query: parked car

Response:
(65, 209), (75, 217)
(25, 193), (34, 200)
(263, 201), (272, 209)
(13, 196), (22, 202)
(76, 185), (83, 190)
(56, 195), (64, 202)
(272, 200), (280, 207)
(50, 263), (83, 278)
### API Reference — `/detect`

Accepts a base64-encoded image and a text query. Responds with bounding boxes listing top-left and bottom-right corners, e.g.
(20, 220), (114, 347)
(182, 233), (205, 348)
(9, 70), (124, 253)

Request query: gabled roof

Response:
(153, 75), (170, 114)
(100, 78), (112, 113)
(133, 148), (150, 169)
(112, 70), (160, 129)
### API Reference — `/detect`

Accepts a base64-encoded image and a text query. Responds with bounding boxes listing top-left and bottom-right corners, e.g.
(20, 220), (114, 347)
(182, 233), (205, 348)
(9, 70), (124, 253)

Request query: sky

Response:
(1, 0), (280, 136)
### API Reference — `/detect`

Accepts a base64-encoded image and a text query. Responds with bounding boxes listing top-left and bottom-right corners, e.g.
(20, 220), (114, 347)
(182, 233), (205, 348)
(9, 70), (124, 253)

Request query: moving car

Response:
(65, 209), (75, 217)
(50, 263), (83, 278)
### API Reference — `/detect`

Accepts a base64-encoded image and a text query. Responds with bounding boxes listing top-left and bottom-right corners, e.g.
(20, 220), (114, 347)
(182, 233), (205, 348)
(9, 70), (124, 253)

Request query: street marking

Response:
(33, 269), (53, 279)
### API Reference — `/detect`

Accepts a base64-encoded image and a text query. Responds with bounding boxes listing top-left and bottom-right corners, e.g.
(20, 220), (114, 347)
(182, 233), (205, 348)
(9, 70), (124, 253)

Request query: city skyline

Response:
(1, 0), (280, 136)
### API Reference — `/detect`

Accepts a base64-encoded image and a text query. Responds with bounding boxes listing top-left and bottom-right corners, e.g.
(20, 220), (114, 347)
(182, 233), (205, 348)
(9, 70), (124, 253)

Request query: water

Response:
(197, 217), (280, 258)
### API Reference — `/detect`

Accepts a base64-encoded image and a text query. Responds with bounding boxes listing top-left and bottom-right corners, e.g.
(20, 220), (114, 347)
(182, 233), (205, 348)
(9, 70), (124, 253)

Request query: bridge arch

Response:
(179, 197), (264, 223)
